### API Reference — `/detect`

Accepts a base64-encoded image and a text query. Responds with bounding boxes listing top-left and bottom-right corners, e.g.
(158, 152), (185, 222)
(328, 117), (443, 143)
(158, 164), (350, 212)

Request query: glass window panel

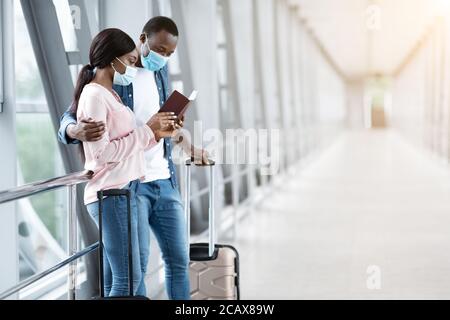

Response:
(53, 0), (78, 51)
(0, 20), (3, 108)
(254, 93), (265, 128)
(172, 80), (184, 95)
(169, 51), (182, 75)
(70, 64), (82, 86)
(217, 48), (227, 86)
(14, 0), (68, 283)
(85, 0), (100, 34)
(220, 88), (228, 114)
(14, 1), (46, 105)
(216, 3), (226, 45)
(158, 0), (173, 17)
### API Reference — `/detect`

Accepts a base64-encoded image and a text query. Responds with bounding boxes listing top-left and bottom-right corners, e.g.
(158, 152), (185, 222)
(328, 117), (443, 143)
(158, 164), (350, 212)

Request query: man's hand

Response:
(191, 147), (212, 165)
(172, 119), (211, 165)
(67, 118), (106, 142)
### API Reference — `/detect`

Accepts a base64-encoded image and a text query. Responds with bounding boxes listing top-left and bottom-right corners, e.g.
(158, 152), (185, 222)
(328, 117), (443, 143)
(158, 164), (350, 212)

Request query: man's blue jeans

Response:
(137, 179), (190, 300)
(86, 180), (147, 297)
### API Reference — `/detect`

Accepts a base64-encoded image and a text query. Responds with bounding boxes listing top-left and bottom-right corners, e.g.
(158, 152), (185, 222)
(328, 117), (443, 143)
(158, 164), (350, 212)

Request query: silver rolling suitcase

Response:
(185, 160), (240, 300)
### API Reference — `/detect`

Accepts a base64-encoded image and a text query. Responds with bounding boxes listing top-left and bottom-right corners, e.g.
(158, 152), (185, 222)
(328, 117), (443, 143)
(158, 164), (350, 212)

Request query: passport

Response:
(158, 90), (197, 119)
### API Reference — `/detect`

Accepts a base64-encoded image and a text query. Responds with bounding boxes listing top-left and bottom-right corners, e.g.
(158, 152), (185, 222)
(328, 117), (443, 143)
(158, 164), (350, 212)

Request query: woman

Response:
(71, 28), (177, 297)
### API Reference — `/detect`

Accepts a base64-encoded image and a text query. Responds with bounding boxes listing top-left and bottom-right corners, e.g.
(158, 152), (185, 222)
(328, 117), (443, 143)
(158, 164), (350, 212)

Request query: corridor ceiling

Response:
(291, 0), (447, 80)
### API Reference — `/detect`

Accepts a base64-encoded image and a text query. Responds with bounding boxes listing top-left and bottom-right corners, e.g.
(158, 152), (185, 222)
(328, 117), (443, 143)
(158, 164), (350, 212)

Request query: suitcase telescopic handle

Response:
(185, 158), (216, 257)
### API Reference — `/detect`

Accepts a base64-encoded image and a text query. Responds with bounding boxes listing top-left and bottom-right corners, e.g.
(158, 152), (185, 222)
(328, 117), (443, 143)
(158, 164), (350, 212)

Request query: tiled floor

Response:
(237, 130), (450, 299)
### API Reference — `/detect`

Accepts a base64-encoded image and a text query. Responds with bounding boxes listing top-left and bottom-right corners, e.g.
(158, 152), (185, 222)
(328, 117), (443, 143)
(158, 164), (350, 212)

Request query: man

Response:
(58, 16), (208, 300)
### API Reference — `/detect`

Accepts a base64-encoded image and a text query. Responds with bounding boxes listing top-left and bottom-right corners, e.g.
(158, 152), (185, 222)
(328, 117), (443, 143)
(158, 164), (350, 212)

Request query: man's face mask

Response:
(141, 35), (170, 72)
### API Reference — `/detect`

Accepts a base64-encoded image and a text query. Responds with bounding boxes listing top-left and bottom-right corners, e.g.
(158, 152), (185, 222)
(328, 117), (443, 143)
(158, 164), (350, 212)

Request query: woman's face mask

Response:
(111, 57), (137, 86)
(141, 35), (170, 71)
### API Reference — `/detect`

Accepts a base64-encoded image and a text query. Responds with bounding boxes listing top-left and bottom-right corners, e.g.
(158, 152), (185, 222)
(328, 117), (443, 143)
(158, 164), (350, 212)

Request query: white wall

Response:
(316, 55), (346, 125)
(392, 18), (450, 160)
(346, 81), (365, 129)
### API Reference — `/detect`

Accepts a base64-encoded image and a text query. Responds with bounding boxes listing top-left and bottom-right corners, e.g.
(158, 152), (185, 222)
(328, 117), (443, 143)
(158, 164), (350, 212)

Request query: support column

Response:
(0, 0), (19, 298)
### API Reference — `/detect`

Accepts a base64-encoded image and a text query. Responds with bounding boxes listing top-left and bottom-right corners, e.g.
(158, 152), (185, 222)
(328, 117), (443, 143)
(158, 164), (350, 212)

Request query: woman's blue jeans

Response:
(86, 180), (146, 297)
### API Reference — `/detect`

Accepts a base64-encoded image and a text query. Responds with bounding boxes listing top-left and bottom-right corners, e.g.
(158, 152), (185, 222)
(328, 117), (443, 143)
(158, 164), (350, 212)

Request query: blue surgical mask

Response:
(111, 57), (137, 86)
(141, 38), (170, 71)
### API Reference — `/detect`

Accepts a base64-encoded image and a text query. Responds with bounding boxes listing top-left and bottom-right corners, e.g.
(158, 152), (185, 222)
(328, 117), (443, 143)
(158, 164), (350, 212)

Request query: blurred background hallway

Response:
(239, 130), (450, 299)
(3, 0), (450, 300)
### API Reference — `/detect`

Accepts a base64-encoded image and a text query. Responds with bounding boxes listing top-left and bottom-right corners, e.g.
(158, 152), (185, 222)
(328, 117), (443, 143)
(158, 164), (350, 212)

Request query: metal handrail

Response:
(0, 164), (265, 300)
(0, 170), (93, 204)
(0, 242), (99, 300)
(0, 170), (93, 300)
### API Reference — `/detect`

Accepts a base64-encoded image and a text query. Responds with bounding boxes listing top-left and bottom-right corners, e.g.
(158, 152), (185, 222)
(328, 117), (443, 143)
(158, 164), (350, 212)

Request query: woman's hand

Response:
(146, 112), (178, 141)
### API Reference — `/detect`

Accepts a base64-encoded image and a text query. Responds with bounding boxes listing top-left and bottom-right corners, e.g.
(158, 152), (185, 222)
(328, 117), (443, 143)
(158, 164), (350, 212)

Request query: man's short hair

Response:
(142, 16), (179, 37)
